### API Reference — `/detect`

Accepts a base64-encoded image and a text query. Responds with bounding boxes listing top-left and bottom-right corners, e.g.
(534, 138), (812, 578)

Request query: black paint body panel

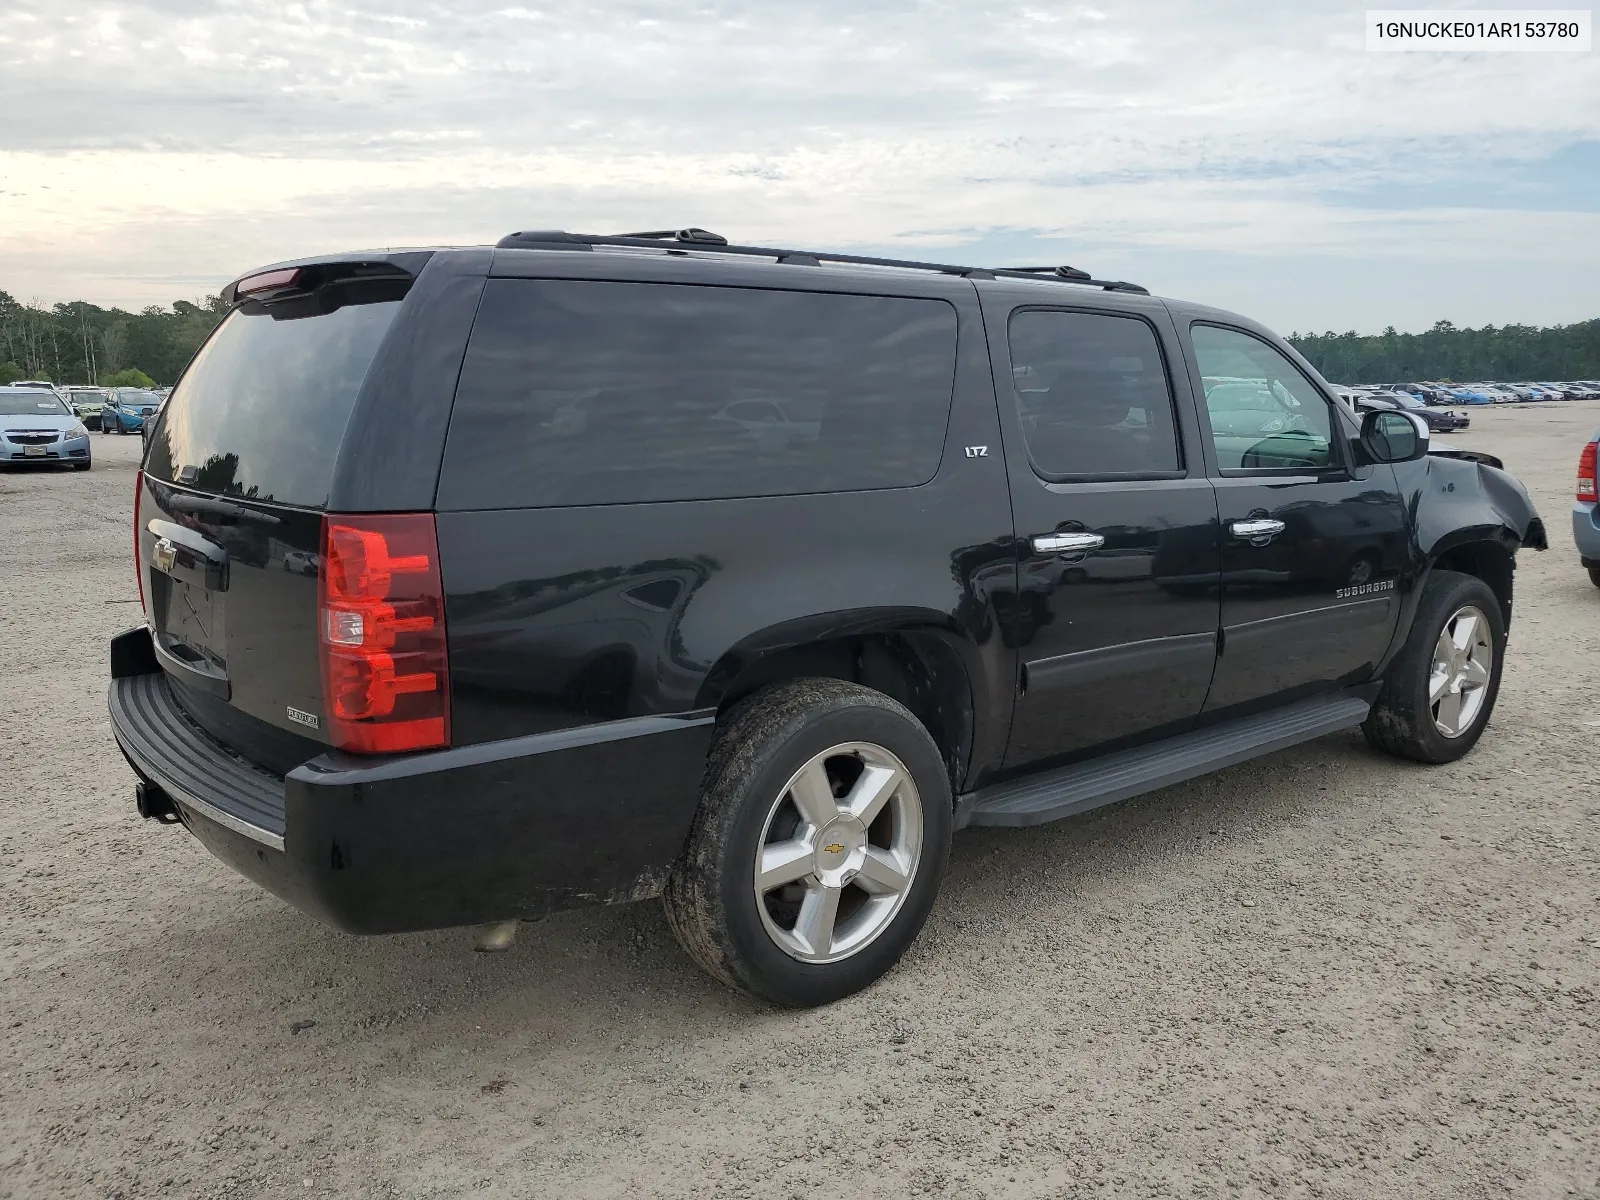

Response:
(138, 472), (331, 747)
(330, 248), (491, 513)
(438, 256), (1019, 788)
(110, 643), (716, 934)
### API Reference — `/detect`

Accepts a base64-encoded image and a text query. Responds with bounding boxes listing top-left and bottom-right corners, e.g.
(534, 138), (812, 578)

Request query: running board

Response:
(958, 692), (1372, 829)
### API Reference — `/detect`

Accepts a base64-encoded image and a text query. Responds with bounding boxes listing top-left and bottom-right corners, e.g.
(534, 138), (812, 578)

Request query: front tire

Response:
(1587, 566), (1600, 589)
(1363, 570), (1504, 764)
(664, 679), (952, 1007)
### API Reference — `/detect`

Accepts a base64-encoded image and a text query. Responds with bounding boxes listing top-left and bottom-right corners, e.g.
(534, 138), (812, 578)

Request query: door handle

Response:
(1229, 518), (1286, 540)
(1031, 531), (1105, 555)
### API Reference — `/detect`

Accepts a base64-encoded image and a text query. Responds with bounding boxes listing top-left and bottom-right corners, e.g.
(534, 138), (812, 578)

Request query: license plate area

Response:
(151, 575), (228, 677)
(23, 445), (45, 457)
(145, 520), (232, 697)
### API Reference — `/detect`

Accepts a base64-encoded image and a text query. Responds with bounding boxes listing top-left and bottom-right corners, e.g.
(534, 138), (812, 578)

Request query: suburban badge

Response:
(286, 706), (321, 730)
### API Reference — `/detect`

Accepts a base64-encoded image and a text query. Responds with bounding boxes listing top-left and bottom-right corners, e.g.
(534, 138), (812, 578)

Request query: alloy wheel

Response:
(754, 742), (924, 964)
(1429, 604), (1493, 738)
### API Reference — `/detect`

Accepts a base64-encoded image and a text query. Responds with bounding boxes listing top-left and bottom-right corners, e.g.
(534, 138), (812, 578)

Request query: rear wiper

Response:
(163, 492), (283, 526)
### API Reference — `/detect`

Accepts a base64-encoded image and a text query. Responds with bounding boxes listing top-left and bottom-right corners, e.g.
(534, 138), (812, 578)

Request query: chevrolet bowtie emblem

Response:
(823, 843), (845, 855)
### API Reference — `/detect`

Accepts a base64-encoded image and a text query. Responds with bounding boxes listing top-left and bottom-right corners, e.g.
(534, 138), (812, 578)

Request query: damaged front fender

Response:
(1399, 449), (1547, 560)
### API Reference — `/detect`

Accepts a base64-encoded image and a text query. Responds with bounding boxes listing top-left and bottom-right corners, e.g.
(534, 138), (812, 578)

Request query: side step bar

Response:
(958, 691), (1373, 829)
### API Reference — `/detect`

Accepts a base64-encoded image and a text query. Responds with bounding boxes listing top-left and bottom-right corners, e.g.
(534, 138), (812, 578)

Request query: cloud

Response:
(1, 0), (1596, 330)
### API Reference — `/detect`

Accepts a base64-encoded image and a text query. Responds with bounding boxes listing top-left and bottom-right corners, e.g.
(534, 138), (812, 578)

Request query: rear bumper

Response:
(1574, 503), (1600, 562)
(109, 628), (715, 934)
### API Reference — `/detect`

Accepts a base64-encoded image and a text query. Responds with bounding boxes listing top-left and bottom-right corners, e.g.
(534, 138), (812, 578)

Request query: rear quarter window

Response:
(436, 279), (959, 510)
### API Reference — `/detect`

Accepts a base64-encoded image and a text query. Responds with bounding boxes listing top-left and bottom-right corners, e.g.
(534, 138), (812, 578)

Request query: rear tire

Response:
(664, 679), (952, 1007)
(1363, 569), (1504, 764)
(1588, 567), (1600, 589)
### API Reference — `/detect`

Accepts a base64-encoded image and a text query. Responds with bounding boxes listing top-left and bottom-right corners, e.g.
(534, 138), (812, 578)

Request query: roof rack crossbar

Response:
(494, 229), (1147, 293)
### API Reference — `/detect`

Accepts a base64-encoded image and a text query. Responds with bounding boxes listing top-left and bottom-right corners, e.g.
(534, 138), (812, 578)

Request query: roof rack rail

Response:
(1003, 264), (1092, 281)
(494, 229), (1149, 294)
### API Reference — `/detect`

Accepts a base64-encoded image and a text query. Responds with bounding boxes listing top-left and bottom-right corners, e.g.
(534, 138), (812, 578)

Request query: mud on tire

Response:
(663, 678), (952, 1008)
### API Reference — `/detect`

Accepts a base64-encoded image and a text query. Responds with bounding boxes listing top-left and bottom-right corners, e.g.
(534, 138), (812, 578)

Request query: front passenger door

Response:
(1186, 322), (1407, 714)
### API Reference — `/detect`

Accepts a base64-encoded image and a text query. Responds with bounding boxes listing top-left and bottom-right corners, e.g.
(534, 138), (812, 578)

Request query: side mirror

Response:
(1360, 408), (1428, 463)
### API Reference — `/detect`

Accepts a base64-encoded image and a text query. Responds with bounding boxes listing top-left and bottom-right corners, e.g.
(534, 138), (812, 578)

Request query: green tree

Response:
(102, 367), (157, 388)
(1288, 317), (1600, 383)
(0, 361), (22, 384)
(0, 288), (227, 387)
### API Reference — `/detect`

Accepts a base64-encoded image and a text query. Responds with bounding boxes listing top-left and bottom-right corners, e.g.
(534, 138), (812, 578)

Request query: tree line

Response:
(0, 289), (228, 388)
(1288, 318), (1600, 385)
(3, 285), (1596, 390)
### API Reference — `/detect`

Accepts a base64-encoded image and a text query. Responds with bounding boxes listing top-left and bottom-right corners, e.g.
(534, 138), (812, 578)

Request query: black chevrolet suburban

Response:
(110, 229), (1547, 1006)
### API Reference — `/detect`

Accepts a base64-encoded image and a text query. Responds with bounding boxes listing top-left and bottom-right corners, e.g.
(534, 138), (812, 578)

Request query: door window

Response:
(1006, 310), (1181, 477)
(1192, 325), (1337, 472)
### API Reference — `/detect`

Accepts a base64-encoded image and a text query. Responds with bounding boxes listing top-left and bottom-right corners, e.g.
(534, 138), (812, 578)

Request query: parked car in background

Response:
(1354, 391), (1470, 433)
(62, 386), (113, 429)
(0, 386), (92, 469)
(1574, 430), (1600, 587)
(101, 388), (162, 434)
(12, 380), (58, 392)
(139, 392), (167, 452)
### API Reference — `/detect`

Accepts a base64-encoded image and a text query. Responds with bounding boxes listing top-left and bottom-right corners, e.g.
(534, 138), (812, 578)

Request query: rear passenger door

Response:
(982, 297), (1222, 772)
(1180, 320), (1407, 713)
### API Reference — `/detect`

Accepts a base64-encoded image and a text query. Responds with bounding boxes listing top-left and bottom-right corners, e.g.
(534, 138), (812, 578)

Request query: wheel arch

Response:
(696, 616), (982, 797)
(1427, 535), (1516, 628)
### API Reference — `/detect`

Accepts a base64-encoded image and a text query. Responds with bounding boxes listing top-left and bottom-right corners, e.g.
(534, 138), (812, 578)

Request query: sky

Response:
(1, 1), (1596, 334)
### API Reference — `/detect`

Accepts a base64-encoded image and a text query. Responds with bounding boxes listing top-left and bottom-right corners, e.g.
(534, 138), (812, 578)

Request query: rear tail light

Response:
(1579, 442), (1597, 502)
(318, 513), (450, 754)
(134, 469), (146, 616)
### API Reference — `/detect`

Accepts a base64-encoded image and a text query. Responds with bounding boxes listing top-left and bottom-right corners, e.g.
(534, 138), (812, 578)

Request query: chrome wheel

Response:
(1429, 604), (1493, 738)
(754, 741), (924, 965)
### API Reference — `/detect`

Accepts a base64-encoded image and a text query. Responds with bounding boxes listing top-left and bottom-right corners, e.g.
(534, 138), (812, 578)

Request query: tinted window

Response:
(145, 296), (400, 507)
(437, 279), (958, 509)
(1192, 325), (1335, 471)
(1006, 310), (1180, 476)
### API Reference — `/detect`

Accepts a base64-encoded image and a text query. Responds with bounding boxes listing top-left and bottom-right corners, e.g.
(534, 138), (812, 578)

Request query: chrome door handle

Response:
(1229, 518), (1285, 539)
(1031, 531), (1105, 555)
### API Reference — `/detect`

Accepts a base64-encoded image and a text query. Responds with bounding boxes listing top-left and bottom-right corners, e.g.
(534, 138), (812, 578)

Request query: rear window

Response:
(145, 294), (402, 508)
(436, 279), (958, 510)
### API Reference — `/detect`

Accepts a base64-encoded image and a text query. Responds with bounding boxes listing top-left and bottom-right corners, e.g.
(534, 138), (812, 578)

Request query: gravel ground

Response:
(3, 408), (1598, 1200)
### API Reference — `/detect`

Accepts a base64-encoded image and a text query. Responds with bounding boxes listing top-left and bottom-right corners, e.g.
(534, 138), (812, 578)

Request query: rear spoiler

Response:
(220, 250), (439, 307)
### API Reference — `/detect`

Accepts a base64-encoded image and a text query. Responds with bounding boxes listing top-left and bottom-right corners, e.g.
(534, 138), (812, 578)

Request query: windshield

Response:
(0, 393), (71, 416)
(115, 390), (160, 405)
(1393, 393), (1425, 409)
